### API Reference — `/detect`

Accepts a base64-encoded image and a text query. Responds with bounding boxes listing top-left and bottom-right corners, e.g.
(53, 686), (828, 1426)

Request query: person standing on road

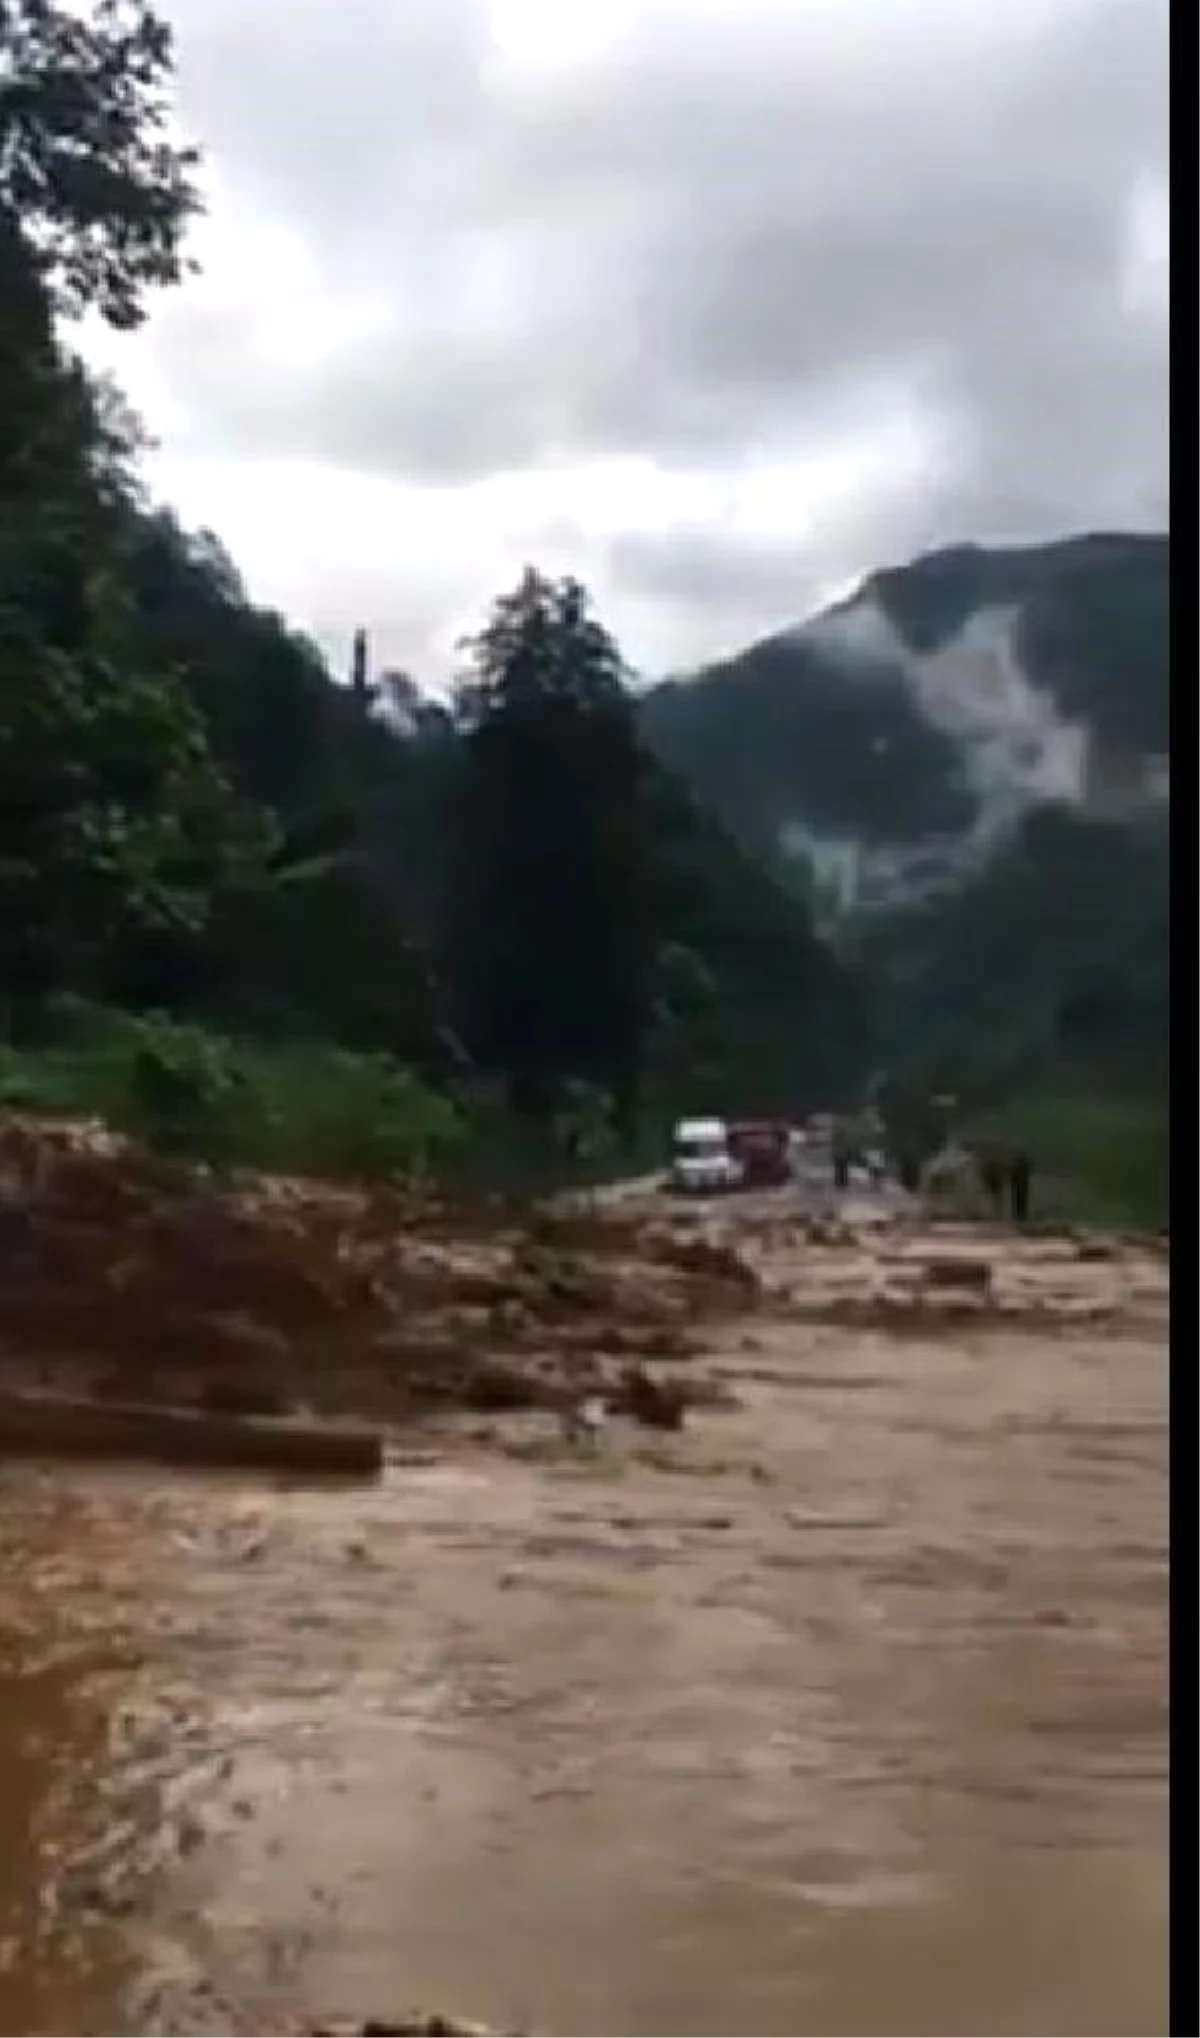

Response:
(1009, 1150), (1032, 1224)
(978, 1149), (1007, 1221)
(831, 1118), (851, 1192)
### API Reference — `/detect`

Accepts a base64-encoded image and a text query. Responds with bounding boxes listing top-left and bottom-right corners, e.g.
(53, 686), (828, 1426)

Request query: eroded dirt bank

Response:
(0, 1118), (765, 1428)
(0, 1142), (1169, 2036)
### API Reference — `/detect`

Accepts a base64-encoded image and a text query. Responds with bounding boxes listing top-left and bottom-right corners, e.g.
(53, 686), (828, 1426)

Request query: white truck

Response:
(667, 1117), (744, 1195)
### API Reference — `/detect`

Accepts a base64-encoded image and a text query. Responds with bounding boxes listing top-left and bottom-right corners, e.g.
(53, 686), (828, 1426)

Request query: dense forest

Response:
(0, 1), (1168, 1218)
(0, 0), (868, 1182)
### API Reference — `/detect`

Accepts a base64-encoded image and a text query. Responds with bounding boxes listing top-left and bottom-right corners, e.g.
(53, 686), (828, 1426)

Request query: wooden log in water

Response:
(0, 1390), (383, 1476)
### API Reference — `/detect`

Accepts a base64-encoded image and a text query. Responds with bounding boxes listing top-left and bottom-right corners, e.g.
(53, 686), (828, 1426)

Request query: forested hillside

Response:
(640, 533), (1170, 1195)
(642, 532), (1168, 872)
(0, 0), (866, 1175)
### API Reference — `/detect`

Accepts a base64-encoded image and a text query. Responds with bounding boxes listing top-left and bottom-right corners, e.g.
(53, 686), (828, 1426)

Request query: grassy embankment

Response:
(964, 1086), (1169, 1229)
(0, 1001), (651, 1194)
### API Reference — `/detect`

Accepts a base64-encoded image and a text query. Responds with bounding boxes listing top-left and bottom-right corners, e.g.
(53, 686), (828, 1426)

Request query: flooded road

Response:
(0, 1219), (1168, 2036)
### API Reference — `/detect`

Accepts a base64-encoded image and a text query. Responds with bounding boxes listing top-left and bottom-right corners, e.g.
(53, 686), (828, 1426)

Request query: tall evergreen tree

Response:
(447, 569), (653, 1124)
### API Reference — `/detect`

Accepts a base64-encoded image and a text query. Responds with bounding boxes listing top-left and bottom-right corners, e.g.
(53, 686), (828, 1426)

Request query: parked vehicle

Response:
(727, 1119), (792, 1188)
(667, 1117), (744, 1194)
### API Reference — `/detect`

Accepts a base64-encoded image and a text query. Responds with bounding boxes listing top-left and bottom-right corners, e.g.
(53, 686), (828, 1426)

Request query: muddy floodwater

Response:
(0, 1212), (1169, 2037)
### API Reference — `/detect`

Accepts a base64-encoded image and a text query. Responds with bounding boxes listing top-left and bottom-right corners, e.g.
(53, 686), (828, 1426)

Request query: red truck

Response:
(727, 1119), (792, 1188)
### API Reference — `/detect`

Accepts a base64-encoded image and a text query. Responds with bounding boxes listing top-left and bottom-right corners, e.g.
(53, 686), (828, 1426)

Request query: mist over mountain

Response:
(640, 531), (1169, 920)
(637, 531), (1169, 1107)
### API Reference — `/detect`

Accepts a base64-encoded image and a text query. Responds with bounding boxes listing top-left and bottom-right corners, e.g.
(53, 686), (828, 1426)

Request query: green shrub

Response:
(0, 1003), (464, 1180)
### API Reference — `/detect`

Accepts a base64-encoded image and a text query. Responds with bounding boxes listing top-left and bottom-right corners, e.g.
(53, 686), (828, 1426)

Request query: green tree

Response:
(643, 766), (869, 1116)
(0, 114), (268, 1033)
(0, 0), (199, 328)
(0, 571), (273, 1028)
(447, 569), (654, 1125)
(111, 504), (453, 1064)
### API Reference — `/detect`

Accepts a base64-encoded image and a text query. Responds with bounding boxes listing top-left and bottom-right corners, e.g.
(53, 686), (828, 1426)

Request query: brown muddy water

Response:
(0, 1223), (1169, 2036)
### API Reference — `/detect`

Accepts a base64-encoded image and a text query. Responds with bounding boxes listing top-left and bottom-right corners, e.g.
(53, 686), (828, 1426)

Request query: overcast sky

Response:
(84, 0), (1169, 685)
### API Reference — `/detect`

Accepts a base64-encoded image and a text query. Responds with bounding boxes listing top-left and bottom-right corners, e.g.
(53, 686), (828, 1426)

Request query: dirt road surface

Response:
(0, 1191), (1168, 2036)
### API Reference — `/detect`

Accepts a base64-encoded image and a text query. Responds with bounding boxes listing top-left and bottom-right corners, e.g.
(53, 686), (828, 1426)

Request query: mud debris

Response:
(617, 1361), (688, 1430)
(920, 1254), (994, 1293)
(801, 1217), (858, 1248)
(305, 2017), (505, 2036)
(0, 1114), (1160, 1469)
(0, 1116), (753, 1436)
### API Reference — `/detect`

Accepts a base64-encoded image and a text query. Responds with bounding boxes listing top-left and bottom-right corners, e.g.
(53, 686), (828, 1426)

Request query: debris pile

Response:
(305, 2017), (504, 2037)
(0, 1116), (755, 1424)
(780, 1235), (1127, 1334)
(244, 2008), (511, 2036)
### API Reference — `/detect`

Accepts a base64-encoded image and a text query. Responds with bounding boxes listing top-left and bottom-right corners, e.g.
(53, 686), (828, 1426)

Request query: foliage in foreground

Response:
(0, 1005), (464, 1178)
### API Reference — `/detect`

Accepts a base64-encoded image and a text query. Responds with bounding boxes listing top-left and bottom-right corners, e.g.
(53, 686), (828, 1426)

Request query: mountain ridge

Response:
(639, 527), (1168, 917)
(636, 527), (1169, 1111)
(371, 526), (1168, 1110)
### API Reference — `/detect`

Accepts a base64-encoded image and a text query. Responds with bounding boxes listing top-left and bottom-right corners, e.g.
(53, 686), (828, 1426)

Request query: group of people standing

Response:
(909, 1139), (1035, 1222)
(826, 1111), (1035, 1224)
(978, 1147), (1033, 1224)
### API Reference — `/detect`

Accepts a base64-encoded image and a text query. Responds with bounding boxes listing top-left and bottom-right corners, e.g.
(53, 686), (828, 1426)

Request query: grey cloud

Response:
(601, 475), (954, 671)
(603, 529), (829, 675)
(169, 0), (491, 247)
(143, 0), (1166, 654)
(608, 527), (827, 621)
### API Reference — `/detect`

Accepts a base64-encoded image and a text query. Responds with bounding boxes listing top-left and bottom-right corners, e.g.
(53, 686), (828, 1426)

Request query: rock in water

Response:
(620, 1362), (686, 1431)
(304, 2016), (502, 2036)
(920, 1255), (993, 1294)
